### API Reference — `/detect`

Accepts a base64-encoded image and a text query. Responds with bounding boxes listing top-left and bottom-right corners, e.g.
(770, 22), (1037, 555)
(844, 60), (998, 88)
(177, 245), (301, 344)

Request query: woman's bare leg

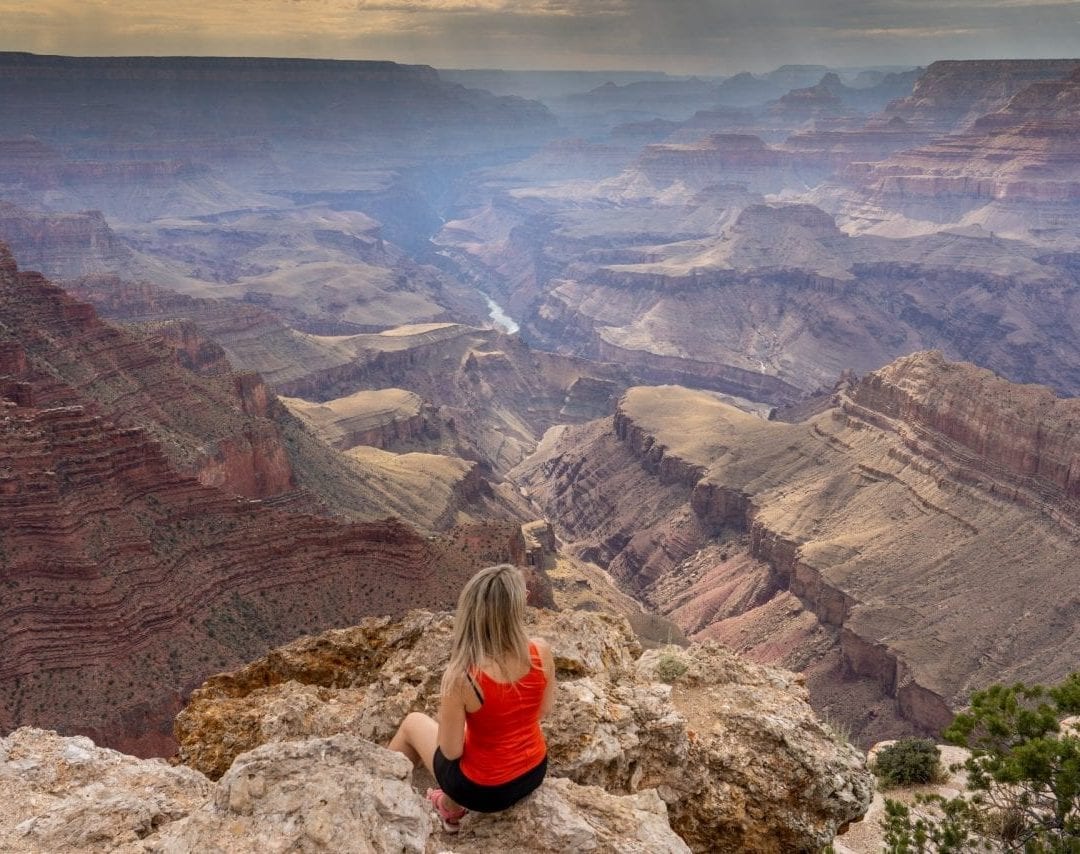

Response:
(387, 712), (462, 811)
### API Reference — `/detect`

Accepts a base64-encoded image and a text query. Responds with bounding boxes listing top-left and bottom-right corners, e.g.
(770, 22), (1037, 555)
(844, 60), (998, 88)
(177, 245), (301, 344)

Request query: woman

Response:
(388, 563), (556, 832)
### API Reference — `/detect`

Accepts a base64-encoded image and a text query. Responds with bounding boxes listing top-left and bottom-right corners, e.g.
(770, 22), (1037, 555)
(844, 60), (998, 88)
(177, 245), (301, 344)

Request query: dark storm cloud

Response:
(0, 0), (1077, 71)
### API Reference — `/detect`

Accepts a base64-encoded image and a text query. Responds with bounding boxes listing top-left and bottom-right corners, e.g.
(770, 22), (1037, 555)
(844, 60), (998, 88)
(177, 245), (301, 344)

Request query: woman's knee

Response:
(404, 711), (430, 729)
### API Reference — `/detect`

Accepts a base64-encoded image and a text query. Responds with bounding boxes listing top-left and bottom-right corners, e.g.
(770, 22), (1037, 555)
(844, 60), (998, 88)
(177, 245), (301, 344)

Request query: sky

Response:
(1, 0), (1078, 74)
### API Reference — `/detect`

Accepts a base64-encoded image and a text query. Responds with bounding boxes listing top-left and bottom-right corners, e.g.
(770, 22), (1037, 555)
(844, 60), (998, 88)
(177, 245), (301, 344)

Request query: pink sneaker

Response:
(426, 788), (467, 833)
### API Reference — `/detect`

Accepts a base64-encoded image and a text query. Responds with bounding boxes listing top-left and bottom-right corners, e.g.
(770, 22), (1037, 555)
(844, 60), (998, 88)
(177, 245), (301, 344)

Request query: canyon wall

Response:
(0, 246), (303, 503)
(0, 243), (533, 753)
(855, 65), (1080, 237)
(515, 353), (1080, 741)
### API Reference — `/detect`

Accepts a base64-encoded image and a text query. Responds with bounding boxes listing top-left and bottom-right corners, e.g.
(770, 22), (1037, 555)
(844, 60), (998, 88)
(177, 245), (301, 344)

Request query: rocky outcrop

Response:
(847, 350), (1080, 511)
(856, 65), (1080, 238)
(280, 388), (429, 452)
(514, 355), (1080, 744)
(151, 319), (232, 376)
(0, 726), (690, 854)
(171, 608), (871, 852)
(882, 59), (1080, 132)
(0, 728), (211, 853)
(0, 204), (133, 280)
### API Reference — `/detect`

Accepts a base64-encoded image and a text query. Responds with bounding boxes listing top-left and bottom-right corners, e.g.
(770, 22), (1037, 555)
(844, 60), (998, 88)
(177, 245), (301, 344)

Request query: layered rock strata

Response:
(0, 204), (134, 280)
(0, 245), (302, 502)
(171, 608), (872, 852)
(882, 59), (1080, 132)
(855, 66), (1080, 240)
(513, 353), (1080, 741)
(0, 244), (539, 753)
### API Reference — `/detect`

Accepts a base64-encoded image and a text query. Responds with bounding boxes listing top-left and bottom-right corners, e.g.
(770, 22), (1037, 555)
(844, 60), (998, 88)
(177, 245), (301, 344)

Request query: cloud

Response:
(0, 0), (1076, 71)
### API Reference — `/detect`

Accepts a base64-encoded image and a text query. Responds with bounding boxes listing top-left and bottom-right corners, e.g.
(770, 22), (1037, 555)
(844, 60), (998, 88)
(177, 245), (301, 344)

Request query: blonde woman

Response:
(388, 564), (556, 832)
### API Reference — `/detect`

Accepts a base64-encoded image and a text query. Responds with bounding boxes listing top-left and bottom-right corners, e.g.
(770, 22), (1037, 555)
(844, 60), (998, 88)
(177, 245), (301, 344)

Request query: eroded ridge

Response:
(517, 352), (1080, 739)
(0, 244), (527, 754)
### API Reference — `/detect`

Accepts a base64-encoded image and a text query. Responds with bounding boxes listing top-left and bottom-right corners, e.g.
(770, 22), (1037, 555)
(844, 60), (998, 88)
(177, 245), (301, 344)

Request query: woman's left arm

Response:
(437, 680), (467, 760)
(534, 638), (557, 719)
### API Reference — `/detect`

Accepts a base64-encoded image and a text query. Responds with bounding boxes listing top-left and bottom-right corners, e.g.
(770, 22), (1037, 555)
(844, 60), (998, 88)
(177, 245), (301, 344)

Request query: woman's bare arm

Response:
(437, 680), (467, 760)
(533, 637), (557, 719)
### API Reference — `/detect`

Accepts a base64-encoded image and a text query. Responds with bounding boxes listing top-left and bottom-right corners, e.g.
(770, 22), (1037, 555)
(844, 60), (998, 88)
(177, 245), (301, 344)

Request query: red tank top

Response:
(458, 641), (548, 785)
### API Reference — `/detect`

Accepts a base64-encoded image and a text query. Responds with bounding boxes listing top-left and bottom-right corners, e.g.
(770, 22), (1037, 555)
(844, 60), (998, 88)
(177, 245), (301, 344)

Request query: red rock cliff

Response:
(847, 350), (1080, 511)
(0, 243), (532, 754)
(0, 248), (302, 502)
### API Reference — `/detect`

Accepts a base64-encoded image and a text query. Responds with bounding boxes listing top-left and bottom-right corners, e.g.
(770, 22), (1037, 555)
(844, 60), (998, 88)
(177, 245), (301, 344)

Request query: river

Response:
(484, 295), (520, 335)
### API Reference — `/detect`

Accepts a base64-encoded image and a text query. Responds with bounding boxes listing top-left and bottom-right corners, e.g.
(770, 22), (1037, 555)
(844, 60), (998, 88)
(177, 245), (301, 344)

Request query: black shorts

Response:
(432, 747), (547, 813)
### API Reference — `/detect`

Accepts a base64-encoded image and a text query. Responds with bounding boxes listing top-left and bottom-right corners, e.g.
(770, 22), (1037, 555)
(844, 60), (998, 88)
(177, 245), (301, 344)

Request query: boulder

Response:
(173, 609), (873, 851)
(0, 727), (690, 853)
(0, 727), (209, 853)
(153, 735), (432, 853)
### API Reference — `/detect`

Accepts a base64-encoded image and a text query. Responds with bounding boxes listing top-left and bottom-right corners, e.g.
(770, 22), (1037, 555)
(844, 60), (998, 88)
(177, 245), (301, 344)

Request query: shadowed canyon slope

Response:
(513, 352), (1080, 742)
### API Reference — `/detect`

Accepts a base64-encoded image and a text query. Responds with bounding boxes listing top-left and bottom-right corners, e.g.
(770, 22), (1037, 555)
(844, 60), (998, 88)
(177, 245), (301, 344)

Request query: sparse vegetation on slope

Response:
(882, 674), (1080, 853)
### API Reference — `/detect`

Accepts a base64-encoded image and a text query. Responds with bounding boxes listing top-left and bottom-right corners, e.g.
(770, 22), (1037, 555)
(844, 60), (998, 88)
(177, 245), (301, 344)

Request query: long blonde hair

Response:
(441, 564), (529, 696)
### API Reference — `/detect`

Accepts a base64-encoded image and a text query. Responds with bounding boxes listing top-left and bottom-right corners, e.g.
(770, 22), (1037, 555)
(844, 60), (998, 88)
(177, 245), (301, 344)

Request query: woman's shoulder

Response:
(528, 637), (554, 669)
(528, 636), (551, 653)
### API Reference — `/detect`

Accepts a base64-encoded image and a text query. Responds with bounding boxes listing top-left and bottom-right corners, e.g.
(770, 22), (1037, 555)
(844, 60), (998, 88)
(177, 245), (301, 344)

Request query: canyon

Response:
(0, 243), (543, 754)
(1, 51), (1079, 849)
(437, 58), (1080, 402)
(513, 352), (1080, 743)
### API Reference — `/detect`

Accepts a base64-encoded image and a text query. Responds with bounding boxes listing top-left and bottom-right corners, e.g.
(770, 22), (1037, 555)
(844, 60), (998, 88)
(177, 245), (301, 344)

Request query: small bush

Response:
(654, 651), (689, 683)
(873, 738), (941, 787)
(882, 674), (1080, 851)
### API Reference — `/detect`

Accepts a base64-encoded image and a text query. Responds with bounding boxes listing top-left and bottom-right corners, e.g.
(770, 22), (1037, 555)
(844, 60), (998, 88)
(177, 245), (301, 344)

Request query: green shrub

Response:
(874, 738), (942, 787)
(654, 651), (689, 683)
(882, 673), (1080, 852)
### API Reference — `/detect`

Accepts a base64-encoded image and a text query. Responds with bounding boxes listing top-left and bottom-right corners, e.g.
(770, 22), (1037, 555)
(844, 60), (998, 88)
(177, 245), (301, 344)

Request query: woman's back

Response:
(459, 640), (547, 785)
